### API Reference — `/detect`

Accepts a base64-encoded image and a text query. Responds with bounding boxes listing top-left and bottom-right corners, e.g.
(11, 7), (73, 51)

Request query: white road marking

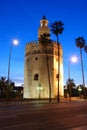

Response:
(0, 122), (36, 130)
(69, 126), (87, 130)
(0, 115), (17, 119)
(76, 114), (87, 117)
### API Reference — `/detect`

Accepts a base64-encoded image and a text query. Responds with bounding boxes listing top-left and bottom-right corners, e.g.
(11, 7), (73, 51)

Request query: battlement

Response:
(26, 40), (38, 47)
(26, 40), (58, 45)
(26, 40), (62, 50)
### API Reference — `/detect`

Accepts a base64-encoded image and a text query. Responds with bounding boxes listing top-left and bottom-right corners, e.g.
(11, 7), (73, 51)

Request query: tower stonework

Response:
(24, 16), (64, 99)
(38, 16), (50, 39)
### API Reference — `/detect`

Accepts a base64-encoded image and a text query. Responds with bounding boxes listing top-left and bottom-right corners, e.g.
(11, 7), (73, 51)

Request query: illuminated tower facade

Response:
(24, 16), (64, 99)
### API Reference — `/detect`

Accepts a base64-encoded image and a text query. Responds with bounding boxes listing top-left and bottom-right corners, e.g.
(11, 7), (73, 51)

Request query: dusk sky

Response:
(0, 0), (87, 86)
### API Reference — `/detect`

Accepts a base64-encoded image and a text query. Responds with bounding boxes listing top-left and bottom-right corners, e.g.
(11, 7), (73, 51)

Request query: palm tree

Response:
(50, 21), (64, 102)
(66, 78), (76, 101)
(84, 44), (87, 53)
(39, 33), (52, 102)
(75, 36), (86, 99)
(0, 77), (14, 99)
(0, 77), (8, 97)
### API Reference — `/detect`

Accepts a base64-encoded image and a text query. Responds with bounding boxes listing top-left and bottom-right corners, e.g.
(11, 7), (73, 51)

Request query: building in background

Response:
(24, 16), (64, 99)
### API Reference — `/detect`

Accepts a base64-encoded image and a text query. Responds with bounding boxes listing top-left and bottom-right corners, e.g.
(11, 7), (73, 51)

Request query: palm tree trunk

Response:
(57, 35), (60, 103)
(8, 44), (13, 84)
(46, 47), (51, 102)
(69, 87), (71, 101)
(80, 48), (86, 99)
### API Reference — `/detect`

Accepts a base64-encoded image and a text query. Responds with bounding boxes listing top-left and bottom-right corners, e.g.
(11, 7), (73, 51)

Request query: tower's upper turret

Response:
(38, 16), (50, 39)
(40, 16), (49, 27)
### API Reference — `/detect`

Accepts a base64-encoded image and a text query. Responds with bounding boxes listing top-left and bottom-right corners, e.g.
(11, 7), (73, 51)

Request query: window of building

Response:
(34, 74), (38, 80)
(35, 57), (38, 60)
(56, 74), (59, 78)
(56, 74), (61, 79)
(27, 59), (29, 62)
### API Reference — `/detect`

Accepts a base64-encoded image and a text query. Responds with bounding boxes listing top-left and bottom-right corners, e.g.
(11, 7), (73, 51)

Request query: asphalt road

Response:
(0, 101), (87, 130)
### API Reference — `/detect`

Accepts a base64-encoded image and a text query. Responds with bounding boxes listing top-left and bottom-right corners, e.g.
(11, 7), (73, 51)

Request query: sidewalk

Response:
(62, 96), (86, 102)
(0, 97), (86, 106)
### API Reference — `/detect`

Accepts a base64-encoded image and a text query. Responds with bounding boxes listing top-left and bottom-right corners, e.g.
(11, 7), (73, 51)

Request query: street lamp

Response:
(37, 83), (43, 103)
(78, 85), (82, 98)
(68, 56), (77, 79)
(7, 39), (18, 84)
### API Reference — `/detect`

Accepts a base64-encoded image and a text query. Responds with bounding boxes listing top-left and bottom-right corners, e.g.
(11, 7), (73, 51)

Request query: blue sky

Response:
(0, 0), (87, 86)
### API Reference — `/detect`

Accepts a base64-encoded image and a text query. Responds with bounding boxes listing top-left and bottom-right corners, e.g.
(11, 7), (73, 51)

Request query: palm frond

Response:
(39, 33), (52, 47)
(50, 21), (64, 36)
(75, 36), (85, 48)
(84, 44), (87, 53)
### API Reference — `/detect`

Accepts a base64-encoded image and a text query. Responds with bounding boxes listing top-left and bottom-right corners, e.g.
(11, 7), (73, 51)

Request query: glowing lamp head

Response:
(71, 56), (77, 63)
(13, 39), (18, 45)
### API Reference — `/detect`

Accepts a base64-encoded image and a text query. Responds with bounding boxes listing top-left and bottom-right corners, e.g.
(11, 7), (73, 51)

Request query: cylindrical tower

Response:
(24, 16), (64, 99)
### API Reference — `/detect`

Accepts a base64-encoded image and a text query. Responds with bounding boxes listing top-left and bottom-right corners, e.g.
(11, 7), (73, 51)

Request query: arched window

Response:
(27, 59), (29, 62)
(34, 74), (38, 80)
(35, 57), (38, 60)
(56, 74), (58, 78)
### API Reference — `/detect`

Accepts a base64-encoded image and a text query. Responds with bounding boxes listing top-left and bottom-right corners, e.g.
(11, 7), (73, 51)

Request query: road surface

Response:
(0, 101), (87, 130)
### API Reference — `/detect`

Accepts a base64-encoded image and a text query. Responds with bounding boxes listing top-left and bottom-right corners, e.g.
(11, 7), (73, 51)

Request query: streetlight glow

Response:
(13, 39), (18, 45)
(71, 56), (77, 63)
(68, 55), (78, 79)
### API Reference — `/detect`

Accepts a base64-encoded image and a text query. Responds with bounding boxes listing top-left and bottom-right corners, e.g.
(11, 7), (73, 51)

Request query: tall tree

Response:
(0, 77), (14, 99)
(0, 77), (8, 97)
(39, 33), (52, 102)
(50, 21), (64, 102)
(66, 78), (76, 101)
(75, 36), (86, 99)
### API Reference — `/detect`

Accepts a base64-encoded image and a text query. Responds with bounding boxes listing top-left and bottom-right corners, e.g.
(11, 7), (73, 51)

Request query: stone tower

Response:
(24, 16), (64, 99)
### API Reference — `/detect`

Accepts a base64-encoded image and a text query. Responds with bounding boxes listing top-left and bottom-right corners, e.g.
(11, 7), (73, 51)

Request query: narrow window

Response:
(34, 74), (38, 80)
(35, 57), (38, 60)
(27, 59), (29, 62)
(56, 74), (59, 78)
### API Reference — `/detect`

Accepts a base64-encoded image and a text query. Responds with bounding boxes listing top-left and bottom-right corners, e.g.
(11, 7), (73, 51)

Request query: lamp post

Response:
(78, 85), (82, 98)
(7, 39), (18, 84)
(68, 56), (77, 101)
(68, 56), (77, 79)
(37, 83), (43, 103)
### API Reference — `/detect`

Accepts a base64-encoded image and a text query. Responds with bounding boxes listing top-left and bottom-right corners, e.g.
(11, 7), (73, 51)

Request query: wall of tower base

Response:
(24, 42), (64, 99)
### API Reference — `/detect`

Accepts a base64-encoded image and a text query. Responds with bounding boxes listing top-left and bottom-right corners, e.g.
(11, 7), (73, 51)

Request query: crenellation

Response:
(26, 40), (38, 47)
